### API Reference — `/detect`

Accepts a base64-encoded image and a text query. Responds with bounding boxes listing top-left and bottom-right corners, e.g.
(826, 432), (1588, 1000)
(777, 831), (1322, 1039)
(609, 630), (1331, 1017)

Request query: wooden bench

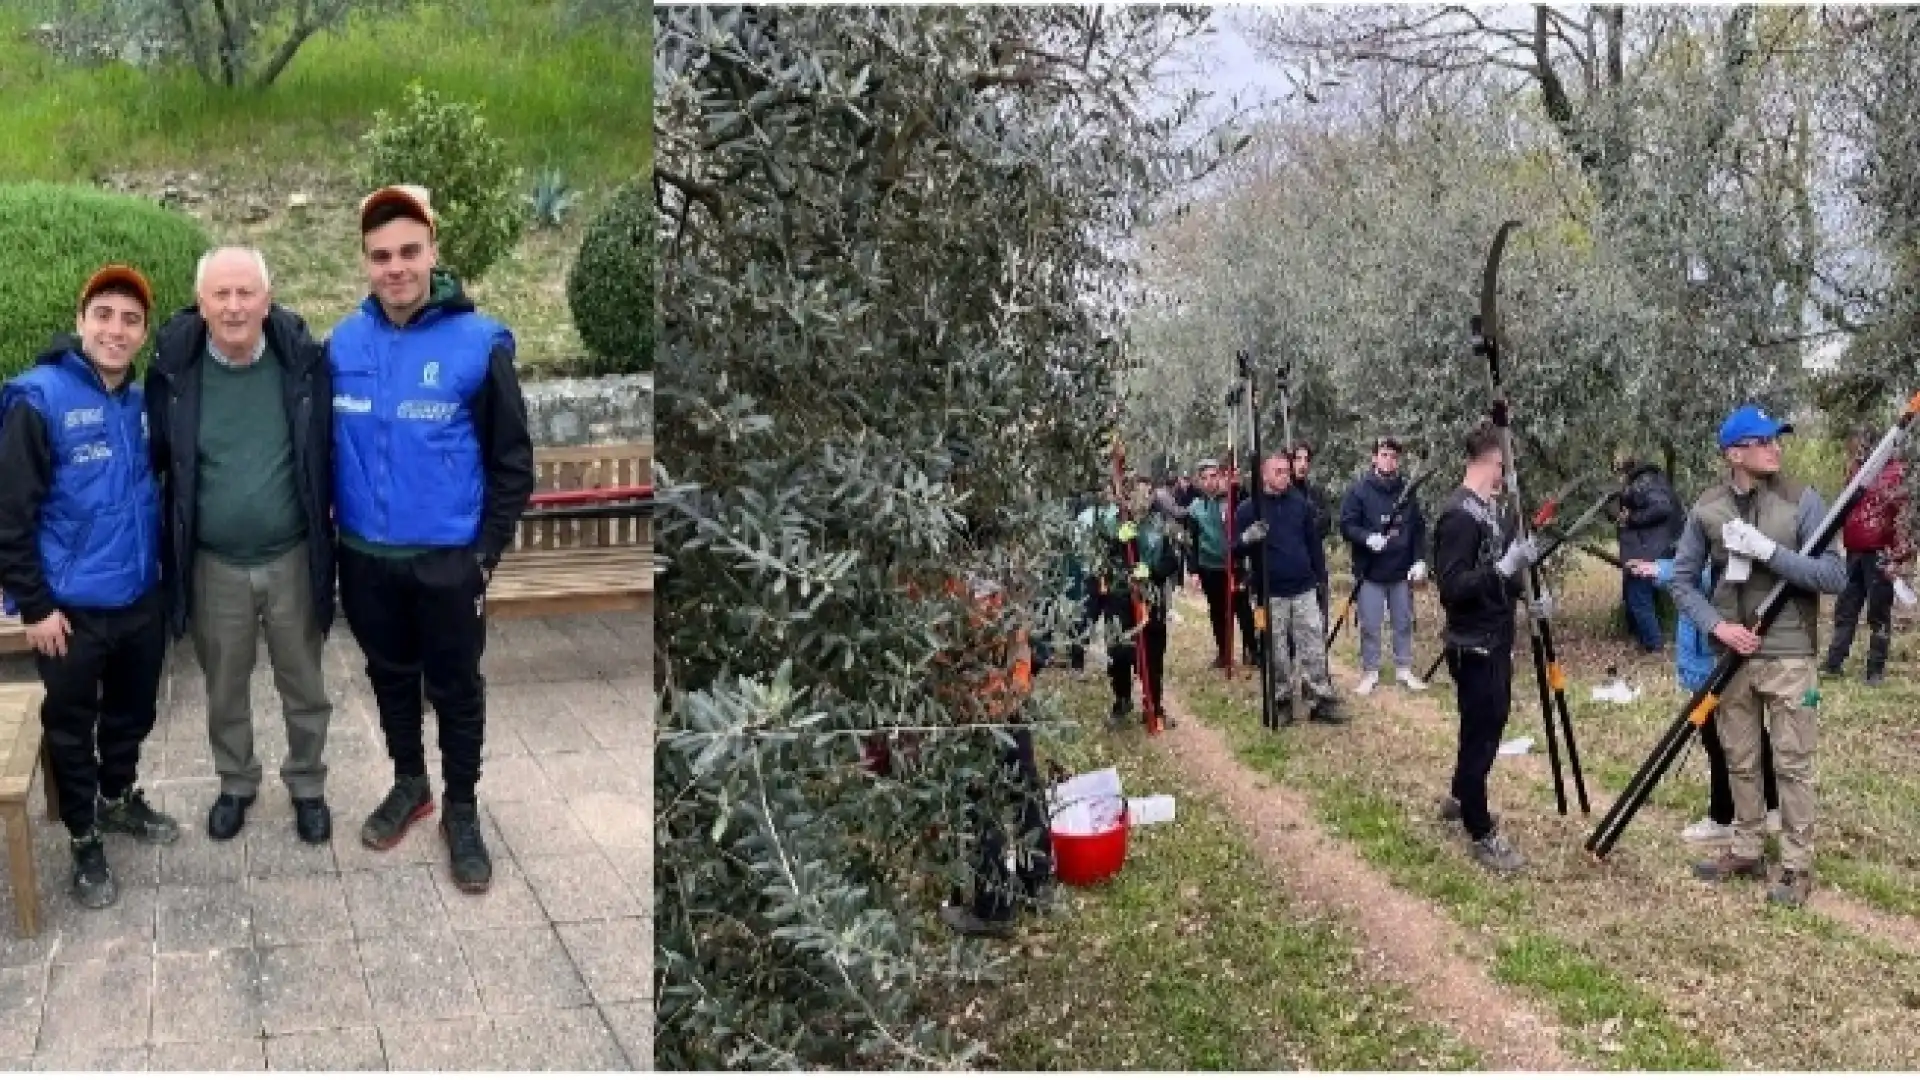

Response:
(0, 617), (21, 656)
(0, 683), (56, 938)
(489, 441), (654, 619)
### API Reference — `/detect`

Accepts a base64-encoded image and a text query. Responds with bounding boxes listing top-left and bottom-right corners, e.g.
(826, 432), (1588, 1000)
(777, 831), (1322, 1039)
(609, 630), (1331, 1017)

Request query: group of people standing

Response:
(0, 185), (535, 907)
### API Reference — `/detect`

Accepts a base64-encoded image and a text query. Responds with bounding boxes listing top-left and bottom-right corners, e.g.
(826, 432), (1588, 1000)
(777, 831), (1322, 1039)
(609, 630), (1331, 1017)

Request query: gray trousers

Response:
(1357, 579), (1416, 672)
(191, 547), (331, 799)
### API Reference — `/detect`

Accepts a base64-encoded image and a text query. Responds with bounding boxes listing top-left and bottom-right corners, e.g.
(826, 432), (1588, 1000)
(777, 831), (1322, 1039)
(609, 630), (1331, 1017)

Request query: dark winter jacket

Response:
(1616, 464), (1682, 563)
(1231, 485), (1325, 600)
(1339, 469), (1428, 584)
(1296, 476), (1336, 543)
(148, 305), (335, 640)
(1432, 485), (1520, 652)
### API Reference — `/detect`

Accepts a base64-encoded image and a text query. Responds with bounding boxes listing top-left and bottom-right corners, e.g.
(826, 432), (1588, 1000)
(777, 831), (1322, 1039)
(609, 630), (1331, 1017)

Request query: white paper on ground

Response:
(1590, 678), (1640, 704)
(1498, 737), (1534, 756)
(1897, 578), (1918, 609)
(1127, 795), (1176, 826)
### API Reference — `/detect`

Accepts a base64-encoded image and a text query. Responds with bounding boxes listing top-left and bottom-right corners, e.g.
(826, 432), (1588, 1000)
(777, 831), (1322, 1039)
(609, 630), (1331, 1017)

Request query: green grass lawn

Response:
(0, 0), (649, 185)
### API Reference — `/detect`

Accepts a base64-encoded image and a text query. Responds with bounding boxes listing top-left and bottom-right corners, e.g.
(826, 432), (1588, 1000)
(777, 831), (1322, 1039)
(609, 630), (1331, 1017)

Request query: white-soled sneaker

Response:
(1396, 667), (1427, 692)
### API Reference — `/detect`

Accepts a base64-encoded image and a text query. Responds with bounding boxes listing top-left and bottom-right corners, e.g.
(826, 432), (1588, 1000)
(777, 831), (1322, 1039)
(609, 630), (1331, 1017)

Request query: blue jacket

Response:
(0, 343), (162, 617)
(1655, 558), (1715, 691)
(1232, 486), (1325, 599)
(328, 273), (528, 554)
(1339, 469), (1427, 584)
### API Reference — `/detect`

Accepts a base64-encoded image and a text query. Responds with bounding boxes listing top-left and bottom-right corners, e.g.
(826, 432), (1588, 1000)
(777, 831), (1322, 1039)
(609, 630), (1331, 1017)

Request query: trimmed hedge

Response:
(566, 178), (653, 374)
(0, 183), (209, 380)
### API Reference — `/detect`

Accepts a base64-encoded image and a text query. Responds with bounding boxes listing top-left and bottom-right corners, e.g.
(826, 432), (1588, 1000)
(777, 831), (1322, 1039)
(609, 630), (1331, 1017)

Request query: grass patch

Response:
(959, 672), (1480, 1071)
(1491, 932), (1723, 1069)
(0, 0), (649, 185)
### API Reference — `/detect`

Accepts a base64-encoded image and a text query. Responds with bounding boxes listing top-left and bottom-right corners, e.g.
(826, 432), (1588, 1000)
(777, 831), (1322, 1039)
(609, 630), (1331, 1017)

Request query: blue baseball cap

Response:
(1718, 405), (1793, 450)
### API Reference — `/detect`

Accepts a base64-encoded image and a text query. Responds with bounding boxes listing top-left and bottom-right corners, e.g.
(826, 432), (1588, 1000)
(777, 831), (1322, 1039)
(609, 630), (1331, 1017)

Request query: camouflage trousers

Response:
(1268, 591), (1337, 705)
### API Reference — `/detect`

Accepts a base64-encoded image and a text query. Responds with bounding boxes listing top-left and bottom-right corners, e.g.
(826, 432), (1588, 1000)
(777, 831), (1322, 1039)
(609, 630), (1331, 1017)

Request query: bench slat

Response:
(0, 684), (45, 802)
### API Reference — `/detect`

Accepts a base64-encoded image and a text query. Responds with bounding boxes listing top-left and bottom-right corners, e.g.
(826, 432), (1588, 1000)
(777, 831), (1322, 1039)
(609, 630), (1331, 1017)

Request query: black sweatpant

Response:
(1828, 549), (1895, 676)
(1234, 568), (1259, 663)
(339, 545), (489, 804)
(36, 589), (168, 837)
(1104, 589), (1167, 711)
(1198, 566), (1231, 661)
(1700, 708), (1778, 825)
(959, 727), (1053, 923)
(1446, 644), (1513, 842)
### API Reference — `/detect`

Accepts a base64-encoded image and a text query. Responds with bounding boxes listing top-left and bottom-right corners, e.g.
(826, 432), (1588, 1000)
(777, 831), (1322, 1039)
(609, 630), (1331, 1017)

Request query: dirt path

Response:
(1152, 688), (1575, 1071)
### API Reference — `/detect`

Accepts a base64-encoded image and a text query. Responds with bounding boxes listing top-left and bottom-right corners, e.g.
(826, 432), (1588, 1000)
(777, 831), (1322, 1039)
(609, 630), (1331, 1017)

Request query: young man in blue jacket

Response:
(330, 186), (536, 893)
(1233, 453), (1348, 725)
(0, 265), (181, 909)
(1339, 437), (1429, 694)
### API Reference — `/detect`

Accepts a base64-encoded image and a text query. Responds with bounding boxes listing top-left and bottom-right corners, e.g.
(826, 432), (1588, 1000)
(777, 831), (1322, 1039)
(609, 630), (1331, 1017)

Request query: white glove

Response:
(1495, 537), (1540, 578)
(1240, 521), (1268, 545)
(1409, 561), (1427, 583)
(1722, 520), (1777, 563)
(1528, 590), (1555, 622)
(1365, 533), (1388, 552)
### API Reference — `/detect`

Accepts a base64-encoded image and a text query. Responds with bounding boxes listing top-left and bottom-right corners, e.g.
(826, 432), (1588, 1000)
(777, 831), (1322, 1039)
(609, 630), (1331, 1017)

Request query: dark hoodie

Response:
(1231, 485), (1325, 599)
(1339, 469), (1428, 584)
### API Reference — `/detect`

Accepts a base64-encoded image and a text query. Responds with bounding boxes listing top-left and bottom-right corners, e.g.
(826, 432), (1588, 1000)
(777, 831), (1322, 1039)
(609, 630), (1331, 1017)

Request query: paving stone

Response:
(359, 926), (484, 1022)
(515, 714), (598, 756)
(568, 791), (647, 853)
(556, 918), (649, 1004)
(148, 1038), (267, 1070)
(429, 858), (548, 929)
(246, 828), (340, 880)
(158, 834), (247, 887)
(469, 755), (558, 803)
(264, 1027), (386, 1071)
(461, 923), (590, 1014)
(488, 799), (597, 860)
(29, 1044), (149, 1070)
(493, 1007), (628, 1071)
(38, 958), (151, 1050)
(249, 873), (353, 947)
(601, 1001), (651, 1070)
(341, 864), (450, 942)
(99, 833), (165, 889)
(379, 1017), (508, 1071)
(538, 749), (644, 798)
(257, 942), (373, 1036)
(46, 884), (156, 965)
(520, 852), (644, 924)
(157, 883), (254, 954)
(152, 949), (263, 1043)
(157, 740), (217, 782)
(0, 965), (44, 1058)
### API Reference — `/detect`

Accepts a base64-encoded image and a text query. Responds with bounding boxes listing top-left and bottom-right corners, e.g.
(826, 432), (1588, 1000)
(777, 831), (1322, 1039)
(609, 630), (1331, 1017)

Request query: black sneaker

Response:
(293, 797), (332, 845)
(98, 788), (181, 844)
(441, 801), (493, 894)
(360, 776), (435, 851)
(1309, 697), (1350, 724)
(70, 832), (117, 909)
(207, 793), (254, 842)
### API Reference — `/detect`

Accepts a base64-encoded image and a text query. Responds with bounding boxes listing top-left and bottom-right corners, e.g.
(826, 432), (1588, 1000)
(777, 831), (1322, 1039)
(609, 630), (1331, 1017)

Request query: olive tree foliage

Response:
(1129, 5), (1836, 511)
(47, 0), (418, 86)
(653, 6), (1238, 1068)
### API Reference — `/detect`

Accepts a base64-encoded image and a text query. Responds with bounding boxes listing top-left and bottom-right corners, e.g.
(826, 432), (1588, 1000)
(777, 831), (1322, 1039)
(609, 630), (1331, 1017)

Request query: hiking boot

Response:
(939, 902), (1014, 939)
(1768, 867), (1814, 907)
(98, 788), (180, 845)
(1692, 851), (1767, 883)
(293, 797), (332, 845)
(70, 832), (117, 909)
(1680, 817), (1733, 845)
(206, 793), (254, 842)
(1471, 833), (1525, 873)
(1864, 671), (1886, 687)
(1308, 697), (1349, 725)
(441, 800), (493, 893)
(1354, 672), (1379, 696)
(1396, 667), (1428, 692)
(1436, 796), (1499, 832)
(361, 776), (435, 850)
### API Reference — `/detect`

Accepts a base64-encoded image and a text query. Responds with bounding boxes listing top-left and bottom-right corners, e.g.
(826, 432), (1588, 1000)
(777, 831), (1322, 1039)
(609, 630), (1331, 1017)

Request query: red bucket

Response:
(1050, 807), (1130, 887)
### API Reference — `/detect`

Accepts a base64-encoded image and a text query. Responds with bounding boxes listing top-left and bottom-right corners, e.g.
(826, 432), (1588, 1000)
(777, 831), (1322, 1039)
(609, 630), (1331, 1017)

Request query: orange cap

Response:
(78, 264), (154, 314)
(358, 183), (438, 236)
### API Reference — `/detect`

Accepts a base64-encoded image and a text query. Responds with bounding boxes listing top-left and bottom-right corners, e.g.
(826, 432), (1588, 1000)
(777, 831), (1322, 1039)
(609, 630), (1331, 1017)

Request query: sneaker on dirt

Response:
(1768, 867), (1813, 907)
(70, 831), (117, 909)
(1680, 817), (1733, 844)
(1396, 668), (1428, 692)
(97, 788), (180, 845)
(1692, 852), (1767, 883)
(1309, 697), (1349, 724)
(1354, 672), (1378, 696)
(361, 775), (435, 850)
(441, 800), (494, 893)
(1472, 833), (1525, 873)
(1436, 796), (1500, 832)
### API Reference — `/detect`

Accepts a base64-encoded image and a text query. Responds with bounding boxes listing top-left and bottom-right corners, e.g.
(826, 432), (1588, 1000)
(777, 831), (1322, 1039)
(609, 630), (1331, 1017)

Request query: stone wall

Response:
(521, 373), (653, 447)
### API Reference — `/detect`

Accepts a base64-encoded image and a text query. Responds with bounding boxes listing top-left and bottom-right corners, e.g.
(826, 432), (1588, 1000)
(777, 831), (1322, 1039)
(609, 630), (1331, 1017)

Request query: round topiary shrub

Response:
(0, 183), (209, 380)
(566, 179), (653, 374)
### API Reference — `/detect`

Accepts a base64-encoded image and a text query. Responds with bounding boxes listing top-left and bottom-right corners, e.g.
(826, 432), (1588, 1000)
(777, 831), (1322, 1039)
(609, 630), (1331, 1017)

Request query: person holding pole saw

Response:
(1662, 405), (1846, 907)
(1234, 453), (1349, 726)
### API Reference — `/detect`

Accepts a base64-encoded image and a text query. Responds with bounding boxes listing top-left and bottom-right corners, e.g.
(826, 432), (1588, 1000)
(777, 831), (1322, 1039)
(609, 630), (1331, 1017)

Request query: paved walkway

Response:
(0, 604), (651, 1070)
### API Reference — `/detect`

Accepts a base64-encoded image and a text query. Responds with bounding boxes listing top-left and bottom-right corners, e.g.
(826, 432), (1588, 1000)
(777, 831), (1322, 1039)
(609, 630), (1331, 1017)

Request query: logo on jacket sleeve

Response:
(334, 394), (373, 414)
